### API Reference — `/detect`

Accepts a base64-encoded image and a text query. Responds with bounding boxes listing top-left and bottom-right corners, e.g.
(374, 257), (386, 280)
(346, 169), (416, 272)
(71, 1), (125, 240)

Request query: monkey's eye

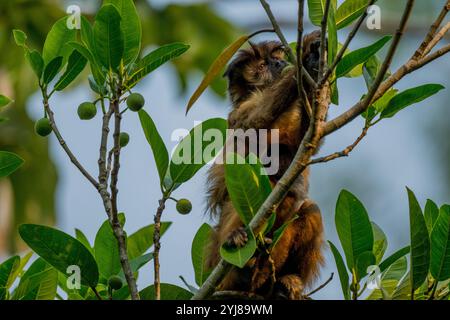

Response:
(258, 63), (267, 70)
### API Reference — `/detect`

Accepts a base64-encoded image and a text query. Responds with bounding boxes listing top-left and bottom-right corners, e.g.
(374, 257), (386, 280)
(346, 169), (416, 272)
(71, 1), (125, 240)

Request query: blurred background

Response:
(0, 0), (449, 299)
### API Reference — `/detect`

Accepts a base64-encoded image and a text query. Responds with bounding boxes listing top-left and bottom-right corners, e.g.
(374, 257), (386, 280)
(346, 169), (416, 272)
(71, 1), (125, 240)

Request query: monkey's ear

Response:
(248, 41), (261, 58)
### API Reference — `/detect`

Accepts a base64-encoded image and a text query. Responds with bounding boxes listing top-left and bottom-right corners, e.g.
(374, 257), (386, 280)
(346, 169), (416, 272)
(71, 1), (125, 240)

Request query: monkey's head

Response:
(224, 41), (288, 105)
(225, 31), (324, 106)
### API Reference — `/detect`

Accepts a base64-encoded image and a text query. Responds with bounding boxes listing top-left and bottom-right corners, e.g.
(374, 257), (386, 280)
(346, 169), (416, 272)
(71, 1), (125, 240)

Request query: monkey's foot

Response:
(226, 227), (248, 248)
(273, 275), (304, 300)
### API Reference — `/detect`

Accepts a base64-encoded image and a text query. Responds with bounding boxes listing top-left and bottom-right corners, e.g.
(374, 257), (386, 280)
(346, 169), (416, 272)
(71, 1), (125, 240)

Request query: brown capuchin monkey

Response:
(205, 31), (327, 300)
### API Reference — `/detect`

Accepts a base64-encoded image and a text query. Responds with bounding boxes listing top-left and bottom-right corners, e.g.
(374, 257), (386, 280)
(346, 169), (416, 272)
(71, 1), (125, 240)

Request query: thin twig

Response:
(318, 0), (331, 82)
(306, 273), (334, 296)
(91, 287), (103, 300)
(42, 95), (99, 189)
(259, 0), (317, 89)
(248, 28), (276, 39)
(323, 0), (416, 136)
(412, 0), (449, 59)
(309, 125), (369, 165)
(320, 0), (376, 85)
(296, 0), (310, 117)
(423, 22), (450, 57)
(153, 196), (169, 300)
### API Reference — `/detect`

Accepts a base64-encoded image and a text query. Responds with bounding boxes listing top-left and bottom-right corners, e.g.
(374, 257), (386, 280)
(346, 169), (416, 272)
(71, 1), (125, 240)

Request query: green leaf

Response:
(372, 222), (388, 264)
(94, 214), (125, 278)
(42, 17), (77, 65)
(430, 205), (450, 281)
(140, 283), (193, 300)
(138, 110), (169, 185)
(356, 250), (376, 280)
(12, 258), (58, 300)
(362, 54), (391, 89)
(425, 199), (439, 234)
(367, 256), (407, 300)
(271, 216), (299, 249)
(127, 222), (171, 260)
(407, 188), (430, 291)
(379, 246), (410, 273)
(336, 36), (391, 78)
(380, 84), (445, 119)
(328, 241), (350, 300)
(335, 189), (374, 270)
(93, 4), (124, 71)
(220, 229), (257, 268)
(336, 0), (376, 29)
(67, 41), (106, 86)
(54, 50), (88, 91)
(118, 253), (153, 281)
(75, 228), (93, 254)
(0, 256), (20, 289)
(170, 118), (228, 184)
(13, 29), (27, 47)
(391, 271), (412, 300)
(43, 56), (63, 84)
(25, 50), (45, 79)
(0, 151), (24, 178)
(128, 43), (189, 89)
(7, 252), (33, 290)
(307, 0), (337, 26)
(19, 224), (99, 287)
(191, 223), (214, 286)
(224, 153), (272, 226)
(0, 95), (13, 108)
(327, 1), (338, 66)
(104, 0), (141, 65)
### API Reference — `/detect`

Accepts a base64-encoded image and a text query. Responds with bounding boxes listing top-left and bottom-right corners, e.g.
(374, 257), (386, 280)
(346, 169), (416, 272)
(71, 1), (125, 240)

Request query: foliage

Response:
(0, 0), (448, 301)
(329, 188), (450, 300)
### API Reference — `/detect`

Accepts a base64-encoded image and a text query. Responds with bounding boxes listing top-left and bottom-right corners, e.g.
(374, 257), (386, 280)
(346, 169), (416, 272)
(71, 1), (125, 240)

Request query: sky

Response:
(26, 0), (450, 299)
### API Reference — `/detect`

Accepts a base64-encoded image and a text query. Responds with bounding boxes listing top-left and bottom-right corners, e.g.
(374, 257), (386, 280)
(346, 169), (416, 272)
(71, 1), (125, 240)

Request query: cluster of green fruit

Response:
(34, 93), (146, 149)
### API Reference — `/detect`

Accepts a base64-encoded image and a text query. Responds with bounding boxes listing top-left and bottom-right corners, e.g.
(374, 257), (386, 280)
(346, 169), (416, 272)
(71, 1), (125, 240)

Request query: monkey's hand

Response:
(226, 227), (248, 248)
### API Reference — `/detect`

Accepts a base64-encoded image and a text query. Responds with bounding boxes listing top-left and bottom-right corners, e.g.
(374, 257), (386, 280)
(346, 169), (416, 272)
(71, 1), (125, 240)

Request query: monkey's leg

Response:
(272, 199), (324, 299)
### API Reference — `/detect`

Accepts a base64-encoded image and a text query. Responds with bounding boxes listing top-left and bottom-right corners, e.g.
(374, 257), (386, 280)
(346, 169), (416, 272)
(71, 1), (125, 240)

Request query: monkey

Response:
(205, 30), (328, 300)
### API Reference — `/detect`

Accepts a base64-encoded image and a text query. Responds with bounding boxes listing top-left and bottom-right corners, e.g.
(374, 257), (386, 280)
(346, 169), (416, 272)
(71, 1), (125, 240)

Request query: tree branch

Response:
(153, 196), (168, 300)
(323, 0), (415, 136)
(109, 91), (140, 300)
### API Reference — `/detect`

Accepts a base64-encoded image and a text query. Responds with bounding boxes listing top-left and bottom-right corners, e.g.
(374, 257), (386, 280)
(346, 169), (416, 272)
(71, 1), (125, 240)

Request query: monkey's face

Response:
(225, 41), (288, 89)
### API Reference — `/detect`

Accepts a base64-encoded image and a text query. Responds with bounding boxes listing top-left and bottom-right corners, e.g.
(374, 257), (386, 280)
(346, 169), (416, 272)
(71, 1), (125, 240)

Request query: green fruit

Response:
(77, 102), (97, 120)
(176, 199), (192, 215)
(108, 276), (123, 290)
(35, 118), (53, 137)
(126, 93), (145, 112)
(119, 132), (130, 147)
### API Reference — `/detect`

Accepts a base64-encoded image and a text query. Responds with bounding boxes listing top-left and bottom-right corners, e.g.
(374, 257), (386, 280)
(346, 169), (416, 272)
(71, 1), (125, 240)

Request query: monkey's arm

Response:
(228, 69), (298, 130)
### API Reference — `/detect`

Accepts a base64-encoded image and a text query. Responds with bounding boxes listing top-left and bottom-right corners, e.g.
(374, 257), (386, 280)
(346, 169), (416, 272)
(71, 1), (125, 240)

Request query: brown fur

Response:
(206, 31), (325, 299)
